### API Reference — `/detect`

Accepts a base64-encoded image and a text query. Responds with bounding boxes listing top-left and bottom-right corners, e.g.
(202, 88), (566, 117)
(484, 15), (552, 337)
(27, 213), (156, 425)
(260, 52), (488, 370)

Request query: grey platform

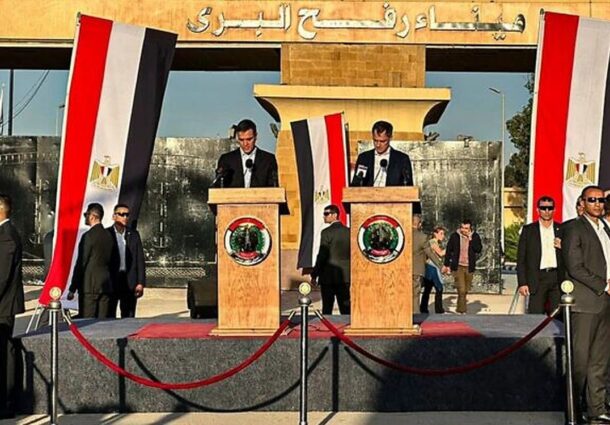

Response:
(15, 314), (566, 415)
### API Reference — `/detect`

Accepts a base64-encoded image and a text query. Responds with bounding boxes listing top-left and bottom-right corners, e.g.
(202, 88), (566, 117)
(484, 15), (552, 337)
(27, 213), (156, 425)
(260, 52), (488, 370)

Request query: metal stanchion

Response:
(48, 287), (63, 425)
(298, 282), (312, 425)
(560, 280), (577, 425)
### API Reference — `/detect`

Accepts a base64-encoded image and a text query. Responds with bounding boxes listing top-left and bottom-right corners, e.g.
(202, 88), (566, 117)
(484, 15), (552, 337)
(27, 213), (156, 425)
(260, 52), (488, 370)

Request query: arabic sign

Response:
(185, 1), (532, 44)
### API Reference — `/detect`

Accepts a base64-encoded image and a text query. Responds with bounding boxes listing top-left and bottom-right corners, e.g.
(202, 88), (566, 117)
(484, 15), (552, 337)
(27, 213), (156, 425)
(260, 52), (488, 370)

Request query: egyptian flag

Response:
(528, 12), (610, 222)
(291, 113), (349, 268)
(39, 15), (176, 305)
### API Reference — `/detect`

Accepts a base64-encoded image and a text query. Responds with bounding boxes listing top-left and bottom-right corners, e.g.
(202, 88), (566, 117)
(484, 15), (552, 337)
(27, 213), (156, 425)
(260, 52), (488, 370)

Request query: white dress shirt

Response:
(373, 149), (390, 187)
(539, 221), (557, 269)
(585, 215), (610, 289)
(241, 147), (257, 188)
(113, 226), (127, 272)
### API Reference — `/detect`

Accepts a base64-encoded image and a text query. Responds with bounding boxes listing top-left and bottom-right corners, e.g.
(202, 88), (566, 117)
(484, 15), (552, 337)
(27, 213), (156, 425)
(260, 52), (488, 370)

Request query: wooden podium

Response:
(343, 186), (420, 335)
(208, 188), (286, 335)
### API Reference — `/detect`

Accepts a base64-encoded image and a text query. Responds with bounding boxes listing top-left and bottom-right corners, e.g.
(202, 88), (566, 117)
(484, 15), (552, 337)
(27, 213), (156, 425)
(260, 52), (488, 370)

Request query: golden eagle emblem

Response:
(565, 153), (596, 188)
(89, 155), (120, 191)
(314, 185), (330, 204)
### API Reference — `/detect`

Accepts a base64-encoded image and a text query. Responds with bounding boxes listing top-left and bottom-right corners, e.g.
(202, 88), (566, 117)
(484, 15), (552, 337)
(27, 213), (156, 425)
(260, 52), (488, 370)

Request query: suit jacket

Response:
(215, 148), (279, 188)
(108, 226), (146, 291)
(350, 147), (413, 187)
(312, 221), (350, 285)
(516, 221), (563, 293)
(562, 215), (610, 314)
(412, 228), (428, 276)
(0, 221), (24, 318)
(444, 231), (482, 273)
(69, 223), (114, 295)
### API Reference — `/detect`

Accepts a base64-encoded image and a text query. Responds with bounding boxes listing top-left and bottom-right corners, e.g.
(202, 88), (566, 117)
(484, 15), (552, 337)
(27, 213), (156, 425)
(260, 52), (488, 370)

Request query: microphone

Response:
(373, 159), (388, 186)
(244, 158), (254, 175)
(211, 166), (228, 188)
(402, 167), (412, 186)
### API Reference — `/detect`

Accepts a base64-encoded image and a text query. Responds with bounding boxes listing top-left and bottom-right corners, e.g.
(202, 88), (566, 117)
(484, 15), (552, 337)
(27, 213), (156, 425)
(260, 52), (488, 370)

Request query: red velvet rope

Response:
(319, 314), (557, 376)
(68, 319), (291, 390)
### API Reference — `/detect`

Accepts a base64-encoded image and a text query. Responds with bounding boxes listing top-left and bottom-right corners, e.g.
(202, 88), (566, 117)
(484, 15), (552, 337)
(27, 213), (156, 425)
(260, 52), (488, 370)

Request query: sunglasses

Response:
(115, 212), (130, 217)
(585, 197), (606, 204)
(323, 211), (333, 216)
(538, 206), (555, 211)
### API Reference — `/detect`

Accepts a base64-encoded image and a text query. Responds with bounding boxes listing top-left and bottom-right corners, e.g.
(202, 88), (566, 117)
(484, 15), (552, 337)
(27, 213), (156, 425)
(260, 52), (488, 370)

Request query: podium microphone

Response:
(402, 167), (412, 186)
(373, 159), (388, 186)
(211, 166), (227, 188)
(244, 158), (254, 175)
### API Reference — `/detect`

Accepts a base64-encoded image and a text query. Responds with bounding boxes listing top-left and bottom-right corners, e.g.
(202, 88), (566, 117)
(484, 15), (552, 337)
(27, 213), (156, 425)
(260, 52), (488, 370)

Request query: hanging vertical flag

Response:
(528, 11), (610, 222)
(291, 113), (349, 268)
(39, 14), (176, 305)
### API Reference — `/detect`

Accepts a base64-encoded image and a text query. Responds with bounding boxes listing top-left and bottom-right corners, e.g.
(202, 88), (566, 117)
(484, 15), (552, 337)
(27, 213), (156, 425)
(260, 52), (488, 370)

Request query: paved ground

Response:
(0, 411), (565, 425)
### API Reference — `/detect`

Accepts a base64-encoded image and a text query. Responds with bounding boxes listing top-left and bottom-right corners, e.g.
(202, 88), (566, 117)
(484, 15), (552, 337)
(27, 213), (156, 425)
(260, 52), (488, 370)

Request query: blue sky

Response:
(0, 69), (530, 159)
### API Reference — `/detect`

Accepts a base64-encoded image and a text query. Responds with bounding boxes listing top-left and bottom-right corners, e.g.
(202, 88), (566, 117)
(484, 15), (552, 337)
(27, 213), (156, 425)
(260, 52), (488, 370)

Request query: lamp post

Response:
(489, 87), (506, 264)
(55, 104), (65, 137)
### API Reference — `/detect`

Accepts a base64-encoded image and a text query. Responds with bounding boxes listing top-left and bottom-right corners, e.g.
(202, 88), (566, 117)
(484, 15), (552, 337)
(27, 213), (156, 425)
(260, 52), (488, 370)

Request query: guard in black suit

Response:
(68, 203), (114, 319)
(108, 204), (146, 318)
(214, 119), (278, 188)
(351, 120), (413, 188)
(311, 205), (351, 315)
(562, 185), (610, 424)
(517, 196), (563, 314)
(0, 194), (24, 419)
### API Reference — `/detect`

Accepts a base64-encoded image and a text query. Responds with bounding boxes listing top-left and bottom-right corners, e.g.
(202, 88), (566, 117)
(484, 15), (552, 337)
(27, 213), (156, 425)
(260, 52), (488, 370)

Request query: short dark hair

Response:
(324, 204), (340, 217)
(461, 219), (473, 227)
(234, 119), (257, 136)
(581, 185), (603, 199)
(0, 193), (12, 215)
(113, 203), (130, 213)
(86, 203), (104, 220)
(537, 196), (554, 207)
(372, 120), (393, 137)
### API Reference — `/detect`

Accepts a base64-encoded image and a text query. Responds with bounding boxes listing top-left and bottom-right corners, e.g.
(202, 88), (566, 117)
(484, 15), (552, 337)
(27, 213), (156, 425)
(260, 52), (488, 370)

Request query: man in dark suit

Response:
(67, 203), (114, 318)
(310, 205), (350, 315)
(0, 194), (24, 419)
(107, 204), (146, 318)
(442, 219), (482, 314)
(562, 185), (610, 424)
(350, 120), (413, 188)
(214, 119), (279, 188)
(517, 196), (563, 314)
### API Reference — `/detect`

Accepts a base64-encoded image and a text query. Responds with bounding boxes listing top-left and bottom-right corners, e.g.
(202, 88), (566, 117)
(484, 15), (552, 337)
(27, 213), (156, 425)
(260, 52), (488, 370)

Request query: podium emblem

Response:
(224, 217), (271, 266)
(358, 215), (404, 264)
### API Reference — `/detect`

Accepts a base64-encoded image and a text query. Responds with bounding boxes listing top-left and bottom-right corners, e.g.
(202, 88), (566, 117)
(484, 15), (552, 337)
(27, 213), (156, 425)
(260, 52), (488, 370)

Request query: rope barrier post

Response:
(560, 280), (577, 425)
(48, 287), (63, 425)
(297, 282), (312, 425)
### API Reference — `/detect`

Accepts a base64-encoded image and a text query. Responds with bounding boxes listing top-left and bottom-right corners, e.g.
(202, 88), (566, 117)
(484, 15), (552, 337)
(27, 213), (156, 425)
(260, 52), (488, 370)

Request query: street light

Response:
(489, 87), (506, 256)
(55, 104), (65, 137)
(488, 87), (505, 146)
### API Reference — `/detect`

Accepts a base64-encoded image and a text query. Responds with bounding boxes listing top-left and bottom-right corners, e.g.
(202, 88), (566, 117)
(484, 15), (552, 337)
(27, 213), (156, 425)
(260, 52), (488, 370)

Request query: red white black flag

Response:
(290, 113), (349, 268)
(39, 15), (176, 305)
(529, 12), (610, 222)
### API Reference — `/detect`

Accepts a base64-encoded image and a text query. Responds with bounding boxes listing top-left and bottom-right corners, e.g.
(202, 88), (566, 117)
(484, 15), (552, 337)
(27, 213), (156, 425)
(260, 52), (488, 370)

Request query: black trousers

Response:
(420, 277), (444, 313)
(0, 316), (19, 417)
(320, 282), (350, 315)
(572, 303), (610, 417)
(528, 269), (560, 314)
(109, 272), (138, 318)
(80, 292), (111, 319)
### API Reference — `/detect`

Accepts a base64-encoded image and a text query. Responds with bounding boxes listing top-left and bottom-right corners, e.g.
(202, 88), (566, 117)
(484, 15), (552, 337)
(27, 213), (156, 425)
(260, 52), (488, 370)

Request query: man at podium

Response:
(214, 119), (279, 188)
(351, 120), (413, 188)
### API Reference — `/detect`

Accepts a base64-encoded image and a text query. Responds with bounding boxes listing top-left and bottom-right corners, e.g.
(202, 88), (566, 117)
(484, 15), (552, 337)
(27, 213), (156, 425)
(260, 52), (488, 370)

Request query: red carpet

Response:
(130, 320), (482, 339)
